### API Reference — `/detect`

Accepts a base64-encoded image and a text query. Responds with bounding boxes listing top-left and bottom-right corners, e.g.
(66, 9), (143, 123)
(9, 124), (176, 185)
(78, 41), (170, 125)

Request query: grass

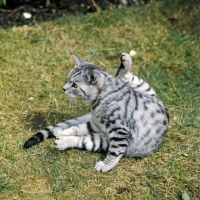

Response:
(0, 0), (200, 199)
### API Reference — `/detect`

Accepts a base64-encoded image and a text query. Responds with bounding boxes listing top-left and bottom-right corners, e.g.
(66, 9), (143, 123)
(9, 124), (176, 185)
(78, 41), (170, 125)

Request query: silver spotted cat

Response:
(24, 53), (168, 172)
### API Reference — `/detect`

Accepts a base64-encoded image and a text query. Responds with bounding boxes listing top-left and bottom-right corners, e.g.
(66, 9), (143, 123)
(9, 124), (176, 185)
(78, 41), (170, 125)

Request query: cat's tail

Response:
(23, 126), (55, 148)
(23, 113), (91, 148)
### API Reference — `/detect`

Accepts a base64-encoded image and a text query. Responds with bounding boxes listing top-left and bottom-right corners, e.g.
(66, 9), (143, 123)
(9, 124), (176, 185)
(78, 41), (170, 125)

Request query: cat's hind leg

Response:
(116, 53), (156, 96)
(115, 53), (132, 77)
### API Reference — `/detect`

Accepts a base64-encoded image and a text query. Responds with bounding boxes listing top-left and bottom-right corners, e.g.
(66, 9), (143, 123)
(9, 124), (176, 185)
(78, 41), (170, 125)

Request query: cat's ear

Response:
(72, 54), (87, 66)
(85, 69), (104, 88)
(85, 69), (97, 85)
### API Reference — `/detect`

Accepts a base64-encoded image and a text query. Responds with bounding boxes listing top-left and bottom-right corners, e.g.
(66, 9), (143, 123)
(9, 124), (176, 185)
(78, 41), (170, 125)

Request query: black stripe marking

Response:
(109, 151), (123, 157)
(92, 98), (101, 110)
(82, 141), (87, 151)
(144, 129), (151, 137)
(156, 109), (161, 114)
(115, 64), (124, 76)
(108, 151), (118, 157)
(118, 144), (128, 147)
(133, 92), (138, 110)
(87, 122), (94, 133)
(105, 122), (110, 129)
(103, 84), (127, 101)
(143, 102), (148, 110)
(110, 120), (116, 125)
(110, 145), (118, 148)
(145, 138), (152, 145)
(44, 128), (54, 138)
(90, 133), (95, 152)
(80, 87), (88, 97)
(145, 86), (151, 91)
(135, 81), (144, 88)
(109, 127), (128, 134)
(138, 92), (143, 99)
(117, 131), (130, 137)
(108, 107), (120, 117)
(110, 137), (127, 142)
(156, 127), (162, 134)
(99, 136), (104, 152)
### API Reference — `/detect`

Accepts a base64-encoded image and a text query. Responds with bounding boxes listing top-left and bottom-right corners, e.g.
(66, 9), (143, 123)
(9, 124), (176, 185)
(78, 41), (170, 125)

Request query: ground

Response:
(0, 0), (137, 28)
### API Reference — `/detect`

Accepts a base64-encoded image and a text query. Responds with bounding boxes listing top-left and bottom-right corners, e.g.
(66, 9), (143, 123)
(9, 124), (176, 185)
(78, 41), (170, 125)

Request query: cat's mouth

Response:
(64, 90), (91, 102)
(65, 92), (85, 101)
(72, 96), (91, 103)
(65, 92), (75, 98)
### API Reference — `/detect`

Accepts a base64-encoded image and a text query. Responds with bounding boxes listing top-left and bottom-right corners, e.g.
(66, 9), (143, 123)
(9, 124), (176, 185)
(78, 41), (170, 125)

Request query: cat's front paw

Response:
(53, 127), (76, 137)
(55, 136), (81, 150)
(54, 136), (68, 150)
(95, 161), (113, 173)
(53, 127), (63, 138)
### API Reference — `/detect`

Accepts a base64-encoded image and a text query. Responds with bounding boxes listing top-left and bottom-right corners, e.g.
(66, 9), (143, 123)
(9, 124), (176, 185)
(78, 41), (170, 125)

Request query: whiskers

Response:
(68, 96), (78, 108)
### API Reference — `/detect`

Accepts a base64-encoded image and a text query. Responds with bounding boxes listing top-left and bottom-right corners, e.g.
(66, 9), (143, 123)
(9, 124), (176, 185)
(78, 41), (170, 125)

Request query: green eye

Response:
(72, 83), (78, 88)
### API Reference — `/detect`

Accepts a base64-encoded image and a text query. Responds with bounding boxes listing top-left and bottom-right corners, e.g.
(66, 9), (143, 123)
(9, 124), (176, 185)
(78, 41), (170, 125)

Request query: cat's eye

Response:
(72, 83), (78, 88)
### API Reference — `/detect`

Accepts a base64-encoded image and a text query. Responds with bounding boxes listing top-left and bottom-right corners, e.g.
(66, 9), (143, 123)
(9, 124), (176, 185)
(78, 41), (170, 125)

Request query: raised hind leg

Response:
(116, 53), (156, 96)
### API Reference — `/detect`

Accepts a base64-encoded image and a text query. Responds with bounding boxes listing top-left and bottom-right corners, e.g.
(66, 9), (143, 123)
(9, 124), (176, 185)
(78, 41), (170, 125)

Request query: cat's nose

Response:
(63, 87), (66, 92)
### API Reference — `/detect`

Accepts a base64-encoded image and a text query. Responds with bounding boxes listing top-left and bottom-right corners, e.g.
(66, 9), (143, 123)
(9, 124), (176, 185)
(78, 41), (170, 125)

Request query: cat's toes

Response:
(54, 137), (68, 150)
(53, 127), (63, 138)
(53, 127), (76, 137)
(63, 127), (77, 136)
(95, 161), (112, 173)
(120, 53), (132, 70)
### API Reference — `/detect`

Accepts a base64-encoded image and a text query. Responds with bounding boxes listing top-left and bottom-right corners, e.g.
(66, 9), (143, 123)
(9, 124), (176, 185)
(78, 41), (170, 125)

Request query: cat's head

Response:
(63, 55), (106, 102)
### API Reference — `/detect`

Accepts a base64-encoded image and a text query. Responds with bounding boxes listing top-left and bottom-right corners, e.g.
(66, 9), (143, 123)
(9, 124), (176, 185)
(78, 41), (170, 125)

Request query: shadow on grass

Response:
(24, 112), (73, 131)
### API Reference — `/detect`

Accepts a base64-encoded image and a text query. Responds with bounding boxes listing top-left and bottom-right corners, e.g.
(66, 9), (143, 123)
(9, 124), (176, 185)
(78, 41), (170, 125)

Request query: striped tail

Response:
(23, 126), (55, 148)
(23, 114), (91, 148)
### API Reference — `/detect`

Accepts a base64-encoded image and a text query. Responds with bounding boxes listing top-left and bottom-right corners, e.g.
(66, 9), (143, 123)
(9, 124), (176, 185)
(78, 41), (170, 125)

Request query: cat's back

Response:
(92, 75), (137, 113)
(93, 75), (168, 129)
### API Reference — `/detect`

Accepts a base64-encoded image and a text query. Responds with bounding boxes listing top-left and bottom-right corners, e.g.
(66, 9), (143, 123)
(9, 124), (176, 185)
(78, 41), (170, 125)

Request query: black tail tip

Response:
(23, 132), (45, 148)
(23, 138), (38, 148)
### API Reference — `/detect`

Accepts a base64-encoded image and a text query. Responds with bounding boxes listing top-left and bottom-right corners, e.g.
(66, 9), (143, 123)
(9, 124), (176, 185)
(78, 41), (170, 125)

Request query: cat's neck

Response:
(93, 75), (125, 104)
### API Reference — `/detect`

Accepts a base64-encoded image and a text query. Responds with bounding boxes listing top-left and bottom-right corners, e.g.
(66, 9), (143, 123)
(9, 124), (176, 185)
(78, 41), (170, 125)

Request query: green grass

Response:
(0, 0), (200, 199)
